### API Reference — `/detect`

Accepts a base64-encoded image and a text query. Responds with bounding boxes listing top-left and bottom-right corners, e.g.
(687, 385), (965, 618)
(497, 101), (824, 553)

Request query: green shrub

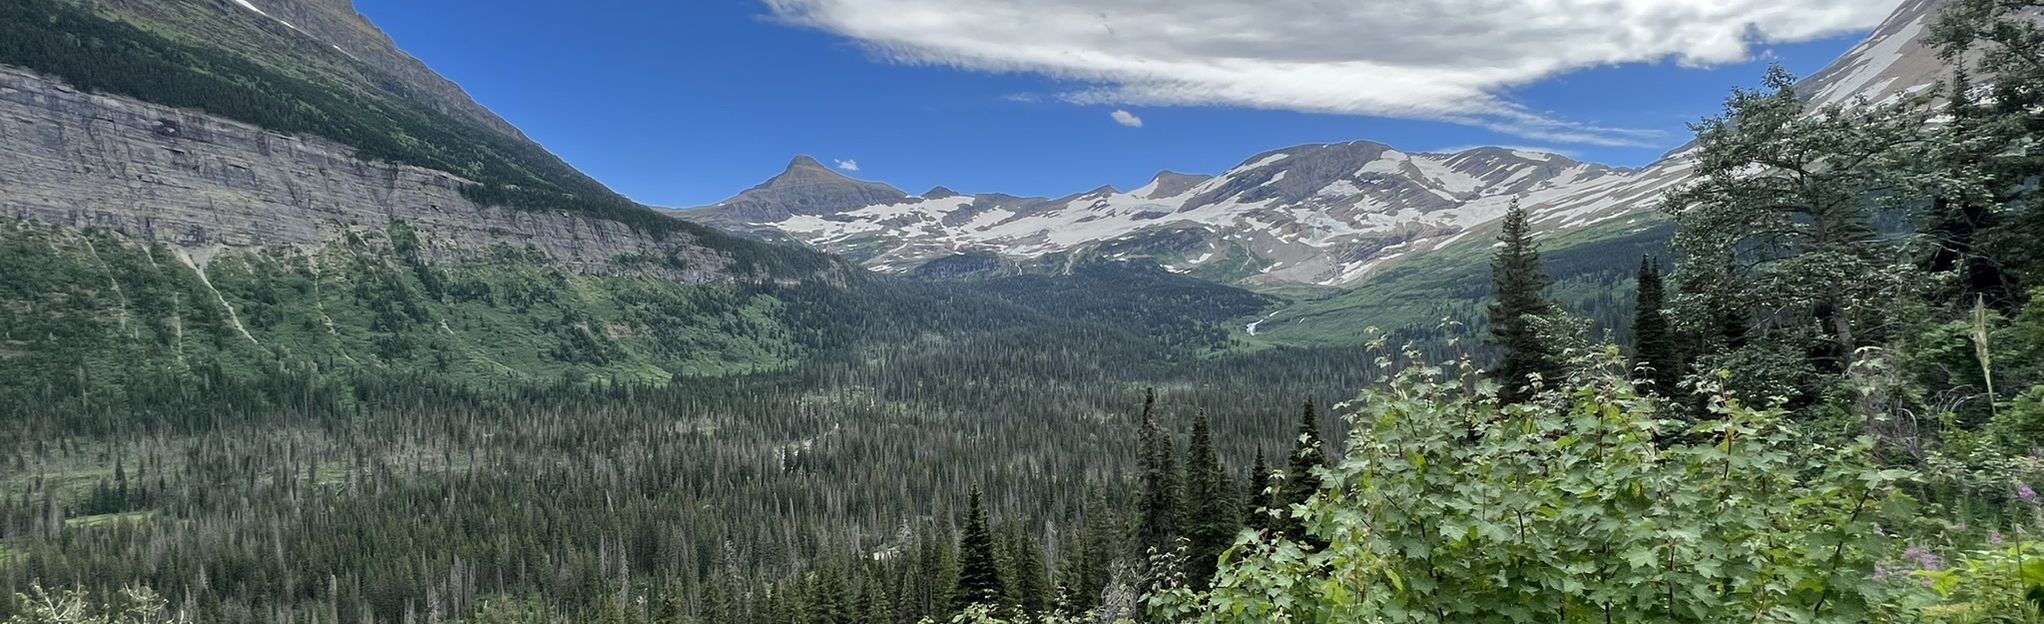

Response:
(1153, 348), (1924, 623)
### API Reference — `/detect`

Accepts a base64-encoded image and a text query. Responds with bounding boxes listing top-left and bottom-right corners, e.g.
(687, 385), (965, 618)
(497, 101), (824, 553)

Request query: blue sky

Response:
(354, 0), (1882, 208)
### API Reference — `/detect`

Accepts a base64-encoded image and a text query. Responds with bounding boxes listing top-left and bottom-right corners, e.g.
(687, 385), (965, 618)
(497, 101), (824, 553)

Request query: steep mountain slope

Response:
(689, 0), (1955, 290)
(0, 0), (876, 403)
(93, 0), (530, 141)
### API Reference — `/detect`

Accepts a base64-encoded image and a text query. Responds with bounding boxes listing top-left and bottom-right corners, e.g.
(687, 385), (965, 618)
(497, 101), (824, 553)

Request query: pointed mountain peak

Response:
(786, 155), (830, 171)
(922, 186), (962, 200)
(692, 155), (909, 224)
(757, 154), (877, 188)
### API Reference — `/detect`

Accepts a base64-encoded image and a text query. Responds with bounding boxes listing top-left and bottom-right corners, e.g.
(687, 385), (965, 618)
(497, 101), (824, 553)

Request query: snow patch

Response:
(229, 0), (304, 31)
(1240, 153), (1291, 170)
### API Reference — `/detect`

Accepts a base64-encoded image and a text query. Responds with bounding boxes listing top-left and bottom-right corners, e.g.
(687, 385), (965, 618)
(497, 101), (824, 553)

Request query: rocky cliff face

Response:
(0, 65), (727, 281)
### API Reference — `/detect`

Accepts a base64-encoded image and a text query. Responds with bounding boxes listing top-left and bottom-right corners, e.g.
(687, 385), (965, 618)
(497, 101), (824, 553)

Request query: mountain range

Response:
(685, 0), (1954, 290)
(0, 0), (1967, 398)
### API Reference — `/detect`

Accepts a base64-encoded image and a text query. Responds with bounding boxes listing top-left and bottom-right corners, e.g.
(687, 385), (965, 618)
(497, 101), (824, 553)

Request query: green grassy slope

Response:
(1243, 217), (1673, 347)
(0, 219), (819, 415)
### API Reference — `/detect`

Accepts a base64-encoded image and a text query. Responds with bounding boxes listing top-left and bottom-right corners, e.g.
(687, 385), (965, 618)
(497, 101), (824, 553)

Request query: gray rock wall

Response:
(0, 65), (728, 282)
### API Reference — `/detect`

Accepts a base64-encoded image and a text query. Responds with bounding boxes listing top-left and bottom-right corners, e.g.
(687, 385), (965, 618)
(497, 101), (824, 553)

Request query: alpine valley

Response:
(6, 0), (2044, 623)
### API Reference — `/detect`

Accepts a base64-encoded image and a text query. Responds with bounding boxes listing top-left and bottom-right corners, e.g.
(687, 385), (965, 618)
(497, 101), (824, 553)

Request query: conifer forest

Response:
(4, 0), (2044, 622)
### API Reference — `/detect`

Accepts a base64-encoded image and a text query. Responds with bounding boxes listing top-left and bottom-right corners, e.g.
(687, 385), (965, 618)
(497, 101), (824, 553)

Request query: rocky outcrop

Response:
(0, 65), (728, 282)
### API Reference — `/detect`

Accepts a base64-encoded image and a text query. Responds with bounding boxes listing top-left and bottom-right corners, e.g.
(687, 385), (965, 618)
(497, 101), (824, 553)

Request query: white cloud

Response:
(763, 0), (1904, 146)
(1433, 145), (1584, 159)
(834, 159), (861, 172)
(1110, 109), (1144, 128)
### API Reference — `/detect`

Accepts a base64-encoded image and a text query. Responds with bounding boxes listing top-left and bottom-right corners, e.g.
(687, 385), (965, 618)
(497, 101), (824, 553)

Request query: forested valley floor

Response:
(8, 0), (2044, 622)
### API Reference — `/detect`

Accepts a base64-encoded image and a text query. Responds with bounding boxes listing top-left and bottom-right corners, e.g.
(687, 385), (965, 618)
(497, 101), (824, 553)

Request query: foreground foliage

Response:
(1155, 349), (1943, 622)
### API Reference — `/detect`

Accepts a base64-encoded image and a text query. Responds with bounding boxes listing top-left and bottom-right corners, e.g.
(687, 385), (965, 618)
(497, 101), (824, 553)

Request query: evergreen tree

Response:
(1059, 486), (1119, 614)
(654, 583), (689, 624)
(858, 578), (891, 624)
(1273, 402), (1328, 549)
(1920, 70), (2016, 311)
(1244, 450), (1273, 534)
(1181, 413), (1238, 590)
(1632, 256), (1681, 396)
(952, 490), (1007, 612)
(809, 565), (854, 624)
(1665, 65), (1936, 400)
(1004, 525), (1053, 617)
(700, 576), (733, 624)
(1488, 200), (1563, 403)
(1135, 389), (1181, 558)
(595, 595), (641, 624)
(1932, 0), (2044, 301)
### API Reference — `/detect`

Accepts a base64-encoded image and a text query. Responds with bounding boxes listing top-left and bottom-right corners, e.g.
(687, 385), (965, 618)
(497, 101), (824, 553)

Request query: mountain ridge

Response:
(686, 0), (1954, 288)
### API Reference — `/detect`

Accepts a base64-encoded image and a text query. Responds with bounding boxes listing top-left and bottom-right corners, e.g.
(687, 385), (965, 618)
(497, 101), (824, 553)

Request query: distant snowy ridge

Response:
(684, 0), (1953, 288)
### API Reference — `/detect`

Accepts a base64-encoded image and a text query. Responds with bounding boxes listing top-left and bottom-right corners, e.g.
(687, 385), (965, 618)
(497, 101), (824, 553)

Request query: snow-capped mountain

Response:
(685, 0), (1953, 288)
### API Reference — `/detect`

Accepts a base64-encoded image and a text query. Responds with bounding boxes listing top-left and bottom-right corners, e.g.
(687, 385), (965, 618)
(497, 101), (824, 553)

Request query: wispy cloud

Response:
(1430, 144), (1585, 160)
(1110, 109), (1144, 128)
(763, 0), (1902, 146)
(834, 159), (861, 172)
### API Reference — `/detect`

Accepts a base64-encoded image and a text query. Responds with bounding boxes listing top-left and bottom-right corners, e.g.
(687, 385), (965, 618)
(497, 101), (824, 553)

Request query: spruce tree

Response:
(810, 565), (853, 624)
(1632, 256), (1681, 396)
(654, 582), (689, 624)
(700, 575), (733, 624)
(1921, 70), (2016, 310)
(1245, 449), (1273, 534)
(1005, 525), (1053, 617)
(1931, 0), (2044, 305)
(953, 490), (1007, 612)
(1060, 485), (1119, 613)
(859, 578), (891, 624)
(1488, 200), (1562, 403)
(1182, 413), (1238, 590)
(1273, 401), (1328, 549)
(1135, 389), (1181, 558)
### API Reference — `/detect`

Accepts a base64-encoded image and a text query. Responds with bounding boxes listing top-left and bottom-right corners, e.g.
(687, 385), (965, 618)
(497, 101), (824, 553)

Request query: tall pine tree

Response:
(1059, 485), (1119, 614)
(1632, 256), (1681, 396)
(1488, 200), (1562, 403)
(1181, 413), (1238, 590)
(1003, 525), (1053, 617)
(1245, 450), (1272, 534)
(1135, 389), (1182, 558)
(1921, 70), (2016, 311)
(953, 490), (1007, 612)
(1273, 401), (1328, 549)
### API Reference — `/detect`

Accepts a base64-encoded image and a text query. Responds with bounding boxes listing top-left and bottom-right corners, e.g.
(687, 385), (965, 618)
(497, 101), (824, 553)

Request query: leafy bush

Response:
(1153, 348), (1925, 623)
(4, 584), (183, 624)
(1915, 540), (2044, 622)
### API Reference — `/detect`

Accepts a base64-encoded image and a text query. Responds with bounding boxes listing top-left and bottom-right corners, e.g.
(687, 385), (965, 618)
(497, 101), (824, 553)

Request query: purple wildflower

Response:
(2020, 484), (2040, 506)
(1989, 532), (2006, 547)
(1903, 546), (1945, 572)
